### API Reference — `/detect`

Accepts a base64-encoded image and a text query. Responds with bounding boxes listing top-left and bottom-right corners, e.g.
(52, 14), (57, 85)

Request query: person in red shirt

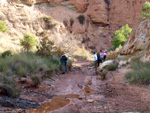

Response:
(103, 50), (107, 60)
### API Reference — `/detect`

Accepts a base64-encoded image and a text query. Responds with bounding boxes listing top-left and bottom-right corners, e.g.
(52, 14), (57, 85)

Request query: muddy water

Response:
(28, 76), (99, 113)
(80, 77), (97, 96)
(28, 94), (79, 113)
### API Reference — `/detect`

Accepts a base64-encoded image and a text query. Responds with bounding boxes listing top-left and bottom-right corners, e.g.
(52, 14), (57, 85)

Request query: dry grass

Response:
(126, 57), (150, 85)
(73, 47), (92, 60)
(106, 47), (122, 60)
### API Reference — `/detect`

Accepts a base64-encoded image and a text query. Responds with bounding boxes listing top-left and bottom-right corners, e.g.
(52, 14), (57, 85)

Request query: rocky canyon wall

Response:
(4, 0), (150, 51)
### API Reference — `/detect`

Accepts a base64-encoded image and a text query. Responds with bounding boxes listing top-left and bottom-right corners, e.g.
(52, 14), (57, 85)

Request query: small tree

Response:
(112, 24), (132, 48)
(37, 37), (64, 57)
(70, 18), (74, 27)
(0, 21), (7, 33)
(21, 33), (38, 51)
(77, 15), (85, 25)
(141, 2), (150, 19)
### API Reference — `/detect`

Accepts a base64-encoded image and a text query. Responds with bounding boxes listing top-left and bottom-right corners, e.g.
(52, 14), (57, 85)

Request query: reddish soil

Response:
(103, 68), (150, 112)
(0, 61), (150, 113)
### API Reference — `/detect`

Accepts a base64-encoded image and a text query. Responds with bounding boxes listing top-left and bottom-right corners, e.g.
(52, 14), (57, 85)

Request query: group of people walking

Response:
(59, 50), (107, 75)
(93, 50), (107, 74)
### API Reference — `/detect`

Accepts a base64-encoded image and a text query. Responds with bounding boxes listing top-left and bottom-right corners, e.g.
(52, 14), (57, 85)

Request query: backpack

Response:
(97, 54), (100, 60)
(60, 55), (68, 62)
(100, 53), (104, 59)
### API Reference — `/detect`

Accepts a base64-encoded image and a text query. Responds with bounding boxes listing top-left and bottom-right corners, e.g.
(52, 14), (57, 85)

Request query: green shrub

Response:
(37, 37), (64, 57)
(73, 55), (87, 60)
(125, 68), (150, 85)
(77, 15), (85, 25)
(112, 24), (132, 48)
(21, 33), (38, 51)
(31, 75), (41, 87)
(42, 16), (55, 29)
(40, 30), (48, 37)
(0, 75), (20, 98)
(0, 52), (65, 97)
(99, 62), (118, 80)
(0, 52), (62, 77)
(106, 50), (120, 60)
(0, 52), (64, 92)
(1, 50), (12, 58)
(141, 2), (150, 19)
(106, 63), (118, 71)
(70, 18), (74, 27)
(107, 46), (116, 52)
(100, 69), (108, 76)
(99, 69), (108, 80)
(0, 21), (7, 33)
(126, 58), (150, 85)
(16, 65), (27, 78)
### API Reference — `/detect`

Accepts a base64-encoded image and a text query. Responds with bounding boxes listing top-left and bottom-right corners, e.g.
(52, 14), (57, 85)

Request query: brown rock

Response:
(86, 0), (108, 24)
(86, 99), (94, 103)
(26, 0), (35, 5)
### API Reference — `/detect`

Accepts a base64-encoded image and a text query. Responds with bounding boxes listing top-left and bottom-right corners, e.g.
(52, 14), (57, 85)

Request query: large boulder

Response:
(100, 60), (114, 70)
(86, 0), (108, 25)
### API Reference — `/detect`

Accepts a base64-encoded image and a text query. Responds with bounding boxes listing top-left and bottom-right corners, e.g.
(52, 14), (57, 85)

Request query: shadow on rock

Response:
(0, 96), (41, 109)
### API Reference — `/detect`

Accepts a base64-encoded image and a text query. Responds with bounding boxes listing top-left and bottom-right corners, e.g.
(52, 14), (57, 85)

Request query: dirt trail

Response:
(27, 61), (107, 113)
(23, 61), (150, 113)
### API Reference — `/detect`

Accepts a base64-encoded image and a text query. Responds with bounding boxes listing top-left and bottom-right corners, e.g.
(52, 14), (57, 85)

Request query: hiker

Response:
(103, 50), (107, 60)
(100, 49), (104, 62)
(97, 52), (102, 67)
(60, 55), (68, 74)
(93, 52), (98, 74)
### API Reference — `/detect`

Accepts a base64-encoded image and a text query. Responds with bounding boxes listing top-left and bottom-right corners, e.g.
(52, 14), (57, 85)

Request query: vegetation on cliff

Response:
(141, 1), (150, 19)
(0, 21), (7, 33)
(112, 24), (132, 48)
(21, 33), (38, 51)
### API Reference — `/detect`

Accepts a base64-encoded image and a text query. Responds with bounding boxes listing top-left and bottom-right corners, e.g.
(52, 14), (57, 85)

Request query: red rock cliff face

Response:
(109, 0), (150, 32)
(6, 0), (150, 51)
(86, 0), (108, 25)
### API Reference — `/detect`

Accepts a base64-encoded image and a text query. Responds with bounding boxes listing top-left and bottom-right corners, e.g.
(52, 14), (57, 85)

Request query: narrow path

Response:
(28, 61), (109, 113)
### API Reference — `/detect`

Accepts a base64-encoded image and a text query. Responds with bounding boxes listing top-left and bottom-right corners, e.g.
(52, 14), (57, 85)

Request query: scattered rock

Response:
(118, 60), (127, 68)
(86, 99), (94, 103)
(78, 96), (85, 100)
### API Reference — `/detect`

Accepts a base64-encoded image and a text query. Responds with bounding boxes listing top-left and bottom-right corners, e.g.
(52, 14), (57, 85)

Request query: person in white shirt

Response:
(93, 52), (98, 73)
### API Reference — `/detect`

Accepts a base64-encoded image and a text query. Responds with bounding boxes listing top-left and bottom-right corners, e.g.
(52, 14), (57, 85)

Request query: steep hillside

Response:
(1, 0), (150, 52)
(0, 2), (79, 54)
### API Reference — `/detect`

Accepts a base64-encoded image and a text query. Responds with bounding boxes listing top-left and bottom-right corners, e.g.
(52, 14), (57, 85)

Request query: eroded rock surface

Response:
(4, 0), (150, 51)
(120, 18), (150, 61)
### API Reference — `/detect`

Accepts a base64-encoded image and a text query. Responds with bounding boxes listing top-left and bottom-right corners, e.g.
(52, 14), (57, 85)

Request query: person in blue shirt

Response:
(60, 55), (68, 74)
